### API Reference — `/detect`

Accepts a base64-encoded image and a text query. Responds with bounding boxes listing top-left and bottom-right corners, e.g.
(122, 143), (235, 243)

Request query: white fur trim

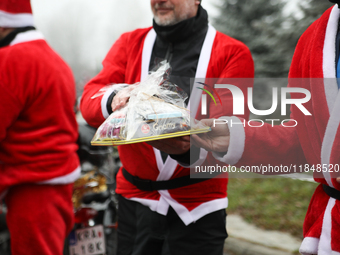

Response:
(323, 79), (338, 114)
(128, 197), (169, 215)
(321, 91), (340, 187)
(195, 25), (216, 80)
(38, 166), (81, 185)
(188, 76), (203, 118)
(158, 189), (228, 225)
(10, 30), (44, 46)
(332, 252), (340, 255)
(141, 29), (179, 178)
(0, 10), (34, 28)
(101, 87), (116, 119)
(188, 197), (228, 223)
(156, 157), (179, 181)
(320, 6), (340, 188)
(183, 81), (209, 168)
(323, 5), (339, 78)
(141, 29), (156, 82)
(299, 237), (319, 255)
(0, 166), (80, 199)
(212, 116), (245, 165)
(323, 6), (339, 111)
(127, 194), (228, 225)
(318, 197), (336, 255)
(156, 195), (171, 215)
(153, 147), (164, 172)
(188, 24), (216, 118)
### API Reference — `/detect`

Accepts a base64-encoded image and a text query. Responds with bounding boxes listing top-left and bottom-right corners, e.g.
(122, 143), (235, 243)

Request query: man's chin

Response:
(154, 15), (177, 26)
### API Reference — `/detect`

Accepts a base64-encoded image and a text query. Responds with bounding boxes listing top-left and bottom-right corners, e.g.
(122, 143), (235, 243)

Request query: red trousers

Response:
(5, 183), (74, 255)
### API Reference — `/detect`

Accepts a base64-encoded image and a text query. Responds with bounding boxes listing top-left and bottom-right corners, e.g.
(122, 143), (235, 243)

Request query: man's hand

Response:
(146, 135), (191, 155)
(191, 119), (230, 153)
(111, 84), (138, 112)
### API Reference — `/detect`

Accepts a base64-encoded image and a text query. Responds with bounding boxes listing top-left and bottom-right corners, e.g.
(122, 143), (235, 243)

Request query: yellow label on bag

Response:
(91, 127), (211, 146)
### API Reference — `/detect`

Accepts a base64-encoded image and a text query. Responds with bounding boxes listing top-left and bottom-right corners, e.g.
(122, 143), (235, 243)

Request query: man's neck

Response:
(0, 28), (15, 41)
(0, 26), (35, 48)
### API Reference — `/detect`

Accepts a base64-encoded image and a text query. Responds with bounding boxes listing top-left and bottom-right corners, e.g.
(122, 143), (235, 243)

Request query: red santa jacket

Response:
(214, 6), (340, 254)
(80, 25), (254, 225)
(0, 30), (80, 198)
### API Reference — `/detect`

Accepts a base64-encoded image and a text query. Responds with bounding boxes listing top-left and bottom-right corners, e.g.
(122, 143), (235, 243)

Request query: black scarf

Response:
(329, 0), (340, 7)
(152, 5), (208, 44)
(0, 26), (35, 48)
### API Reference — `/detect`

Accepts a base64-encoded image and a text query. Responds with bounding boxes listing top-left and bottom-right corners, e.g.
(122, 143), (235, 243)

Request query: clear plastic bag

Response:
(91, 62), (210, 146)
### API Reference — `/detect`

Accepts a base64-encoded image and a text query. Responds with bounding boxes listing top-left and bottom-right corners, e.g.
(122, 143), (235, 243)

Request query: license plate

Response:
(69, 225), (106, 255)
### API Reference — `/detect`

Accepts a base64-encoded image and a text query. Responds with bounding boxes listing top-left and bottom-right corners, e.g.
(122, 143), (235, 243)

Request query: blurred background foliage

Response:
(213, 0), (333, 77)
(211, 0), (333, 120)
(227, 177), (318, 239)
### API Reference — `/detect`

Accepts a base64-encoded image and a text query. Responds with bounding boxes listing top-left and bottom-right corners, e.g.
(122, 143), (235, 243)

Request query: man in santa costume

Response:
(80, 0), (254, 254)
(193, 1), (340, 254)
(0, 1), (80, 254)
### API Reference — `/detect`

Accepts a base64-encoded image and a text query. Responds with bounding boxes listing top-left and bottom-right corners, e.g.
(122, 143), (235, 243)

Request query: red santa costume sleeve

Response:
(80, 29), (147, 128)
(215, 5), (340, 254)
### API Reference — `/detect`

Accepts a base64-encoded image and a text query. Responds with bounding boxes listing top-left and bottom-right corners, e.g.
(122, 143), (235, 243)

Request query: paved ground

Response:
(223, 215), (302, 255)
(223, 174), (315, 255)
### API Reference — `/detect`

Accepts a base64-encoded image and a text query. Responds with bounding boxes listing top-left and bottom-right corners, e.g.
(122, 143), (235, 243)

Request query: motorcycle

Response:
(64, 122), (119, 255)
(0, 203), (10, 255)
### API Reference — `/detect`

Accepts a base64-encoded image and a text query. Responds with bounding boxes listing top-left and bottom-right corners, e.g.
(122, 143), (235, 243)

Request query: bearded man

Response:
(80, 1), (254, 254)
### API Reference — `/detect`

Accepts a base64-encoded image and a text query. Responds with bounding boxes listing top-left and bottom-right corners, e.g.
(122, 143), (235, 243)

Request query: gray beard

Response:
(154, 16), (178, 26)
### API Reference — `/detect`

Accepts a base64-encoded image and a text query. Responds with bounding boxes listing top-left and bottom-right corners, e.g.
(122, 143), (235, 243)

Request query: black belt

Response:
(122, 168), (212, 191)
(323, 184), (340, 200)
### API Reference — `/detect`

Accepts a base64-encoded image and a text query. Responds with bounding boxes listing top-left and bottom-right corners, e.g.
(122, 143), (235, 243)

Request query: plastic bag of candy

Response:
(91, 62), (210, 146)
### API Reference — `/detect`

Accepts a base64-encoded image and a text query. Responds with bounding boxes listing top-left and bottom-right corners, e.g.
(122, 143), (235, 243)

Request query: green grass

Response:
(227, 177), (319, 239)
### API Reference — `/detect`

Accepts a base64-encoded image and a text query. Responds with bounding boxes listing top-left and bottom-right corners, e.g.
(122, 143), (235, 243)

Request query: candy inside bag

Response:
(91, 61), (210, 145)
(96, 106), (127, 140)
